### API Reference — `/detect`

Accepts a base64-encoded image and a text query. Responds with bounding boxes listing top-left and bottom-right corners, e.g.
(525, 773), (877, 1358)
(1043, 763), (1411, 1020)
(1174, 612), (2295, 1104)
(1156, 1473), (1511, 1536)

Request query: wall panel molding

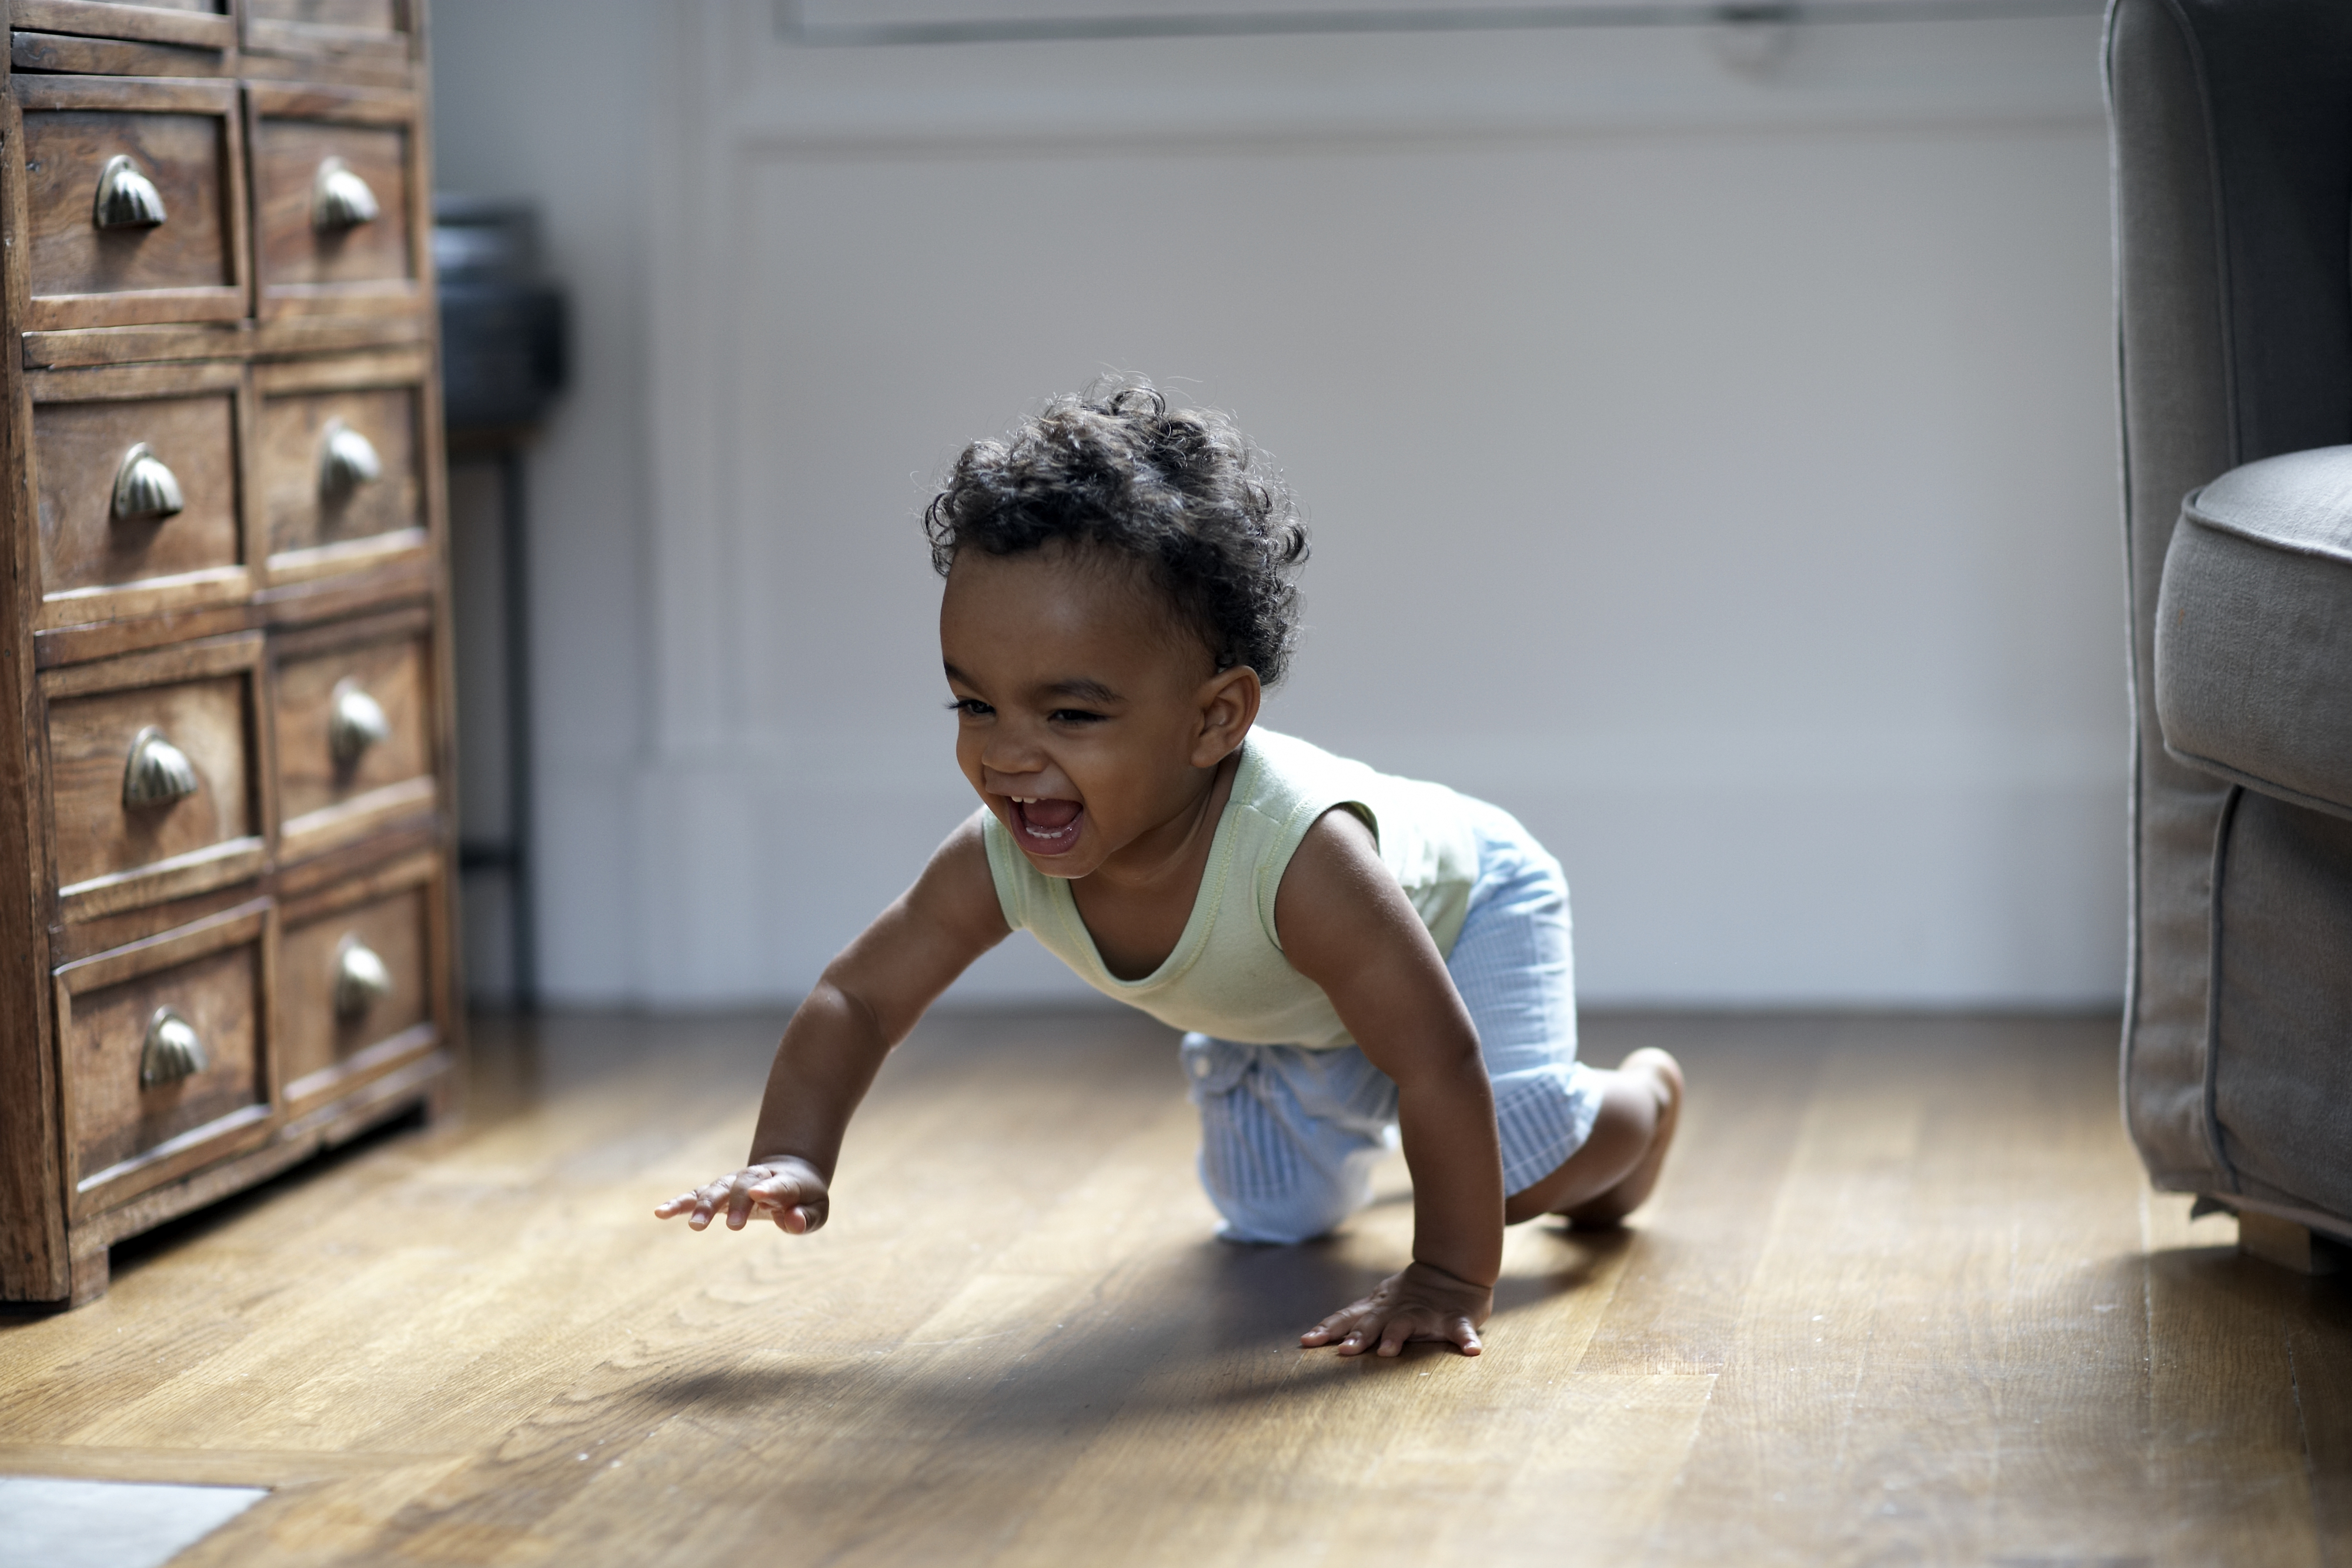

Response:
(594, 0), (2128, 1008)
(781, 0), (2103, 49)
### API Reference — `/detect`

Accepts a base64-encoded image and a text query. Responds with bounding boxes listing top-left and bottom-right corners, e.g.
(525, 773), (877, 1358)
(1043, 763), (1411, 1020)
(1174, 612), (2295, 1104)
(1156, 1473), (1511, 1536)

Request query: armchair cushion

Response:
(2156, 445), (2352, 820)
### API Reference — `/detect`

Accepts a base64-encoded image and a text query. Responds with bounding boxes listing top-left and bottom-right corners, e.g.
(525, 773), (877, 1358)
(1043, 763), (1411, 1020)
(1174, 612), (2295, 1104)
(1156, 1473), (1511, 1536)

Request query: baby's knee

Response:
(1200, 1152), (1374, 1245)
(1210, 1186), (1362, 1246)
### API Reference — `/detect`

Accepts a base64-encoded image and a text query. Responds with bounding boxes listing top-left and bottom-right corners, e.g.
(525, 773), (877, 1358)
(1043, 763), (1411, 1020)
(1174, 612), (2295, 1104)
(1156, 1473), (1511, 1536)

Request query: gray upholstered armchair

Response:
(2109, 0), (2352, 1269)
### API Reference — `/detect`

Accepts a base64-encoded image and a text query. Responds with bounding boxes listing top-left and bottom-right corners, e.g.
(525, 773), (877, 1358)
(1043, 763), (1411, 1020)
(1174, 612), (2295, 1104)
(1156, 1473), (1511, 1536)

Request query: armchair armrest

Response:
(2156, 445), (2352, 820)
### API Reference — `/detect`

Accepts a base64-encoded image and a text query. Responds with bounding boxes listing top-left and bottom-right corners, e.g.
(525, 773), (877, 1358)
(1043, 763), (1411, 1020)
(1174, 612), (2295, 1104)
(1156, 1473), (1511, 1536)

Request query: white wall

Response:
(432, 1), (655, 1001)
(433, 1), (2126, 1010)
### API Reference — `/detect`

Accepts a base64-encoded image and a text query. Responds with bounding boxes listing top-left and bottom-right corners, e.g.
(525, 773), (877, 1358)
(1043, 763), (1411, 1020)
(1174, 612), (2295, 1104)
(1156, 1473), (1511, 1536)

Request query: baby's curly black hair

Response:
(924, 378), (1310, 686)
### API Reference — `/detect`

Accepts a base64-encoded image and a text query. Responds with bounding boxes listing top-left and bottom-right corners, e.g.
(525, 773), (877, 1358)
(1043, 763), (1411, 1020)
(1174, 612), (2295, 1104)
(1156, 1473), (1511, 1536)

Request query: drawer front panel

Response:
(16, 1), (233, 39)
(64, 916), (268, 1206)
(19, 81), (245, 329)
(252, 113), (414, 300)
(275, 622), (433, 857)
(260, 382), (420, 562)
(279, 878), (431, 1104)
(44, 637), (266, 917)
(243, 0), (412, 65)
(35, 389), (243, 614)
(51, 675), (253, 887)
(248, 0), (400, 29)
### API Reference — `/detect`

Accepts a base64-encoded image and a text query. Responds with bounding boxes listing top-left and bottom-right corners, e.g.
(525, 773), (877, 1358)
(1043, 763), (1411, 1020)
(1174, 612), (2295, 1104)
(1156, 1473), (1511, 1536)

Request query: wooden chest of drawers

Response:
(0, 0), (457, 1306)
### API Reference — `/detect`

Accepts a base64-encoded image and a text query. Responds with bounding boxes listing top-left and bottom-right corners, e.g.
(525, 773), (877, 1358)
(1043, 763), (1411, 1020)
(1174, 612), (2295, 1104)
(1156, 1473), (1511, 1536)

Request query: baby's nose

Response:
(980, 737), (1039, 769)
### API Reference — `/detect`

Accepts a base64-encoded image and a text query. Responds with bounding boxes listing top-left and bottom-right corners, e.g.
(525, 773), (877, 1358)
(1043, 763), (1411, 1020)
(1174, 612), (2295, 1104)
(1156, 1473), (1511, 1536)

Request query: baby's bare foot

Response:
(1563, 1048), (1683, 1227)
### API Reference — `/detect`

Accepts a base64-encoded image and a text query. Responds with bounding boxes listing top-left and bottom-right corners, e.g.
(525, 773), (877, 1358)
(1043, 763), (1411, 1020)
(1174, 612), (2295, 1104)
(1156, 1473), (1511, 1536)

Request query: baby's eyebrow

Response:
(1040, 678), (1121, 705)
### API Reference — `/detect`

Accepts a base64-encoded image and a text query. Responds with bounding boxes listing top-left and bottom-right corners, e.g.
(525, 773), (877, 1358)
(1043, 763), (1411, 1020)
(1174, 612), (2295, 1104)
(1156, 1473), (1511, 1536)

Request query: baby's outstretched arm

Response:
(1275, 808), (1505, 1357)
(655, 813), (1008, 1233)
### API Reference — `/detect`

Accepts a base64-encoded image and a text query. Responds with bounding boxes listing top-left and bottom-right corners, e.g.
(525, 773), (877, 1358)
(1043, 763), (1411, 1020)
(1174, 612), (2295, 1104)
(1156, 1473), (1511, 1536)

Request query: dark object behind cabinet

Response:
(433, 196), (564, 1007)
(436, 197), (565, 434)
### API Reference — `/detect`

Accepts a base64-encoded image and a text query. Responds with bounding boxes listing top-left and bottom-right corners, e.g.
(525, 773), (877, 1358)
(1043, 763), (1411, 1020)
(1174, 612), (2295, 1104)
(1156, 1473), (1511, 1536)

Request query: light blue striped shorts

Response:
(1179, 800), (1599, 1244)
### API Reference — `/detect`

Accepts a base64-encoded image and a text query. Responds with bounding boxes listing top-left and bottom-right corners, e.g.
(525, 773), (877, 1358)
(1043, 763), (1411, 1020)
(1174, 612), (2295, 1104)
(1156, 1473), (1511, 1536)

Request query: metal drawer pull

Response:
(139, 1007), (208, 1089)
(318, 418), (383, 500)
(93, 155), (167, 230)
(122, 727), (198, 809)
(311, 156), (380, 230)
(334, 935), (393, 1018)
(110, 443), (185, 522)
(328, 678), (390, 767)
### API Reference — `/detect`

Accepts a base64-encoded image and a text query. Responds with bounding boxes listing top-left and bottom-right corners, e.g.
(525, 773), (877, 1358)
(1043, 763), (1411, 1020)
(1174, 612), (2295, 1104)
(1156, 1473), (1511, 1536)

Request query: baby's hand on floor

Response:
(654, 1157), (828, 1234)
(1302, 1261), (1491, 1357)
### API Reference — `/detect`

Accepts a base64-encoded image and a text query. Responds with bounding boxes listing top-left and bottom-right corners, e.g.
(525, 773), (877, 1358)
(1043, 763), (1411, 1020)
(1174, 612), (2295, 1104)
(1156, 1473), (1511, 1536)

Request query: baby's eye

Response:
(1048, 708), (1106, 725)
(947, 698), (993, 718)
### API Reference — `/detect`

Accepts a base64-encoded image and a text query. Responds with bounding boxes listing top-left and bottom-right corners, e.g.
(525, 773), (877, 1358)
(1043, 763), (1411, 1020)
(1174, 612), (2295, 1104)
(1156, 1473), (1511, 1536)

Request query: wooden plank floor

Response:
(3, 1008), (2348, 1567)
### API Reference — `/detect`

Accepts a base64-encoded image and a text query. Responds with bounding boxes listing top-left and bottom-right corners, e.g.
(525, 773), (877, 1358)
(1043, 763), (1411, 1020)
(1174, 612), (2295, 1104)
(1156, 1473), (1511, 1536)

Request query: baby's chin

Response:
(1021, 835), (1109, 879)
(1025, 845), (1100, 879)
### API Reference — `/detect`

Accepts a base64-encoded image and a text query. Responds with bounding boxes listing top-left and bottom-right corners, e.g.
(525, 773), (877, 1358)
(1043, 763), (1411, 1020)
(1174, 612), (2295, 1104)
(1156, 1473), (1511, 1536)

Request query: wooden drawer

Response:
(246, 83), (421, 319)
(43, 632), (269, 921)
(278, 850), (440, 1114)
(57, 897), (274, 1219)
(256, 347), (430, 583)
(15, 75), (248, 331)
(10, 4), (235, 81)
(29, 359), (255, 633)
(243, 0), (415, 68)
(272, 605), (436, 862)
(14, 2), (235, 49)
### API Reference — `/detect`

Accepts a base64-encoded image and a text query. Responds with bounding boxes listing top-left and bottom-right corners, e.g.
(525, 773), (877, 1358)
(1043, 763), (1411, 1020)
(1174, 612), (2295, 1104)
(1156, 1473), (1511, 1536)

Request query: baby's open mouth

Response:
(1008, 795), (1084, 855)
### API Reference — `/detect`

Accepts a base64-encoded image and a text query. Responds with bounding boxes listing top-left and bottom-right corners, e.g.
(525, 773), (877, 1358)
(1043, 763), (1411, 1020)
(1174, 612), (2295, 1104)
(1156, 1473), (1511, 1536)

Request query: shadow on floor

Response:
(604, 1218), (1633, 1442)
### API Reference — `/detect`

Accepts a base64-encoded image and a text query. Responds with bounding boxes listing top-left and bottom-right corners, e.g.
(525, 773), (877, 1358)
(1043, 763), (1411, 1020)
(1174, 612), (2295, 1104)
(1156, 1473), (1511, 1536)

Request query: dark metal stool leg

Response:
(499, 447), (537, 1011)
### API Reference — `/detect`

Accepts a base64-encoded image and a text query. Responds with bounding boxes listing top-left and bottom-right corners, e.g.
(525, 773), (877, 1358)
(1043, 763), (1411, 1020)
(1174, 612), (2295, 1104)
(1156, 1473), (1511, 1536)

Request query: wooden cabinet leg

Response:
(2239, 1212), (2346, 1276)
(68, 1234), (109, 1305)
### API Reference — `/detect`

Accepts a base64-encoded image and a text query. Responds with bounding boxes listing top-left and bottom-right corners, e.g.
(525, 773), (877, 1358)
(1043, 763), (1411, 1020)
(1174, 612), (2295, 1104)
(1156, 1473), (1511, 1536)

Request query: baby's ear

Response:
(1193, 664), (1260, 766)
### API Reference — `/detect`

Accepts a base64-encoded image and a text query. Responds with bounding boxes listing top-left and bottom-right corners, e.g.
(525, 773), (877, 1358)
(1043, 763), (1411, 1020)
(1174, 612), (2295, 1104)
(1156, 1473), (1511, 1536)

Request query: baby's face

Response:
(940, 544), (1255, 880)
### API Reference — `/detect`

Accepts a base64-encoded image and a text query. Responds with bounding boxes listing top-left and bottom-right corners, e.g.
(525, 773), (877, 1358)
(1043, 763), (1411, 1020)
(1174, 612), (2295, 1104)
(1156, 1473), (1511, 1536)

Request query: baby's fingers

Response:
(653, 1178), (736, 1221)
(1374, 1312), (1481, 1357)
(724, 1174), (794, 1229)
(1301, 1301), (1372, 1348)
(694, 1183), (738, 1229)
(656, 1172), (772, 1231)
(1334, 1315), (1395, 1357)
(655, 1179), (736, 1229)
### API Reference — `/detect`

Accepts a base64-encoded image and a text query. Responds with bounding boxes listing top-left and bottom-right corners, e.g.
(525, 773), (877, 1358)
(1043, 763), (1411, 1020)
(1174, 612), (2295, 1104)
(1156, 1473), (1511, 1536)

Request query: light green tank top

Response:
(981, 728), (1482, 1050)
